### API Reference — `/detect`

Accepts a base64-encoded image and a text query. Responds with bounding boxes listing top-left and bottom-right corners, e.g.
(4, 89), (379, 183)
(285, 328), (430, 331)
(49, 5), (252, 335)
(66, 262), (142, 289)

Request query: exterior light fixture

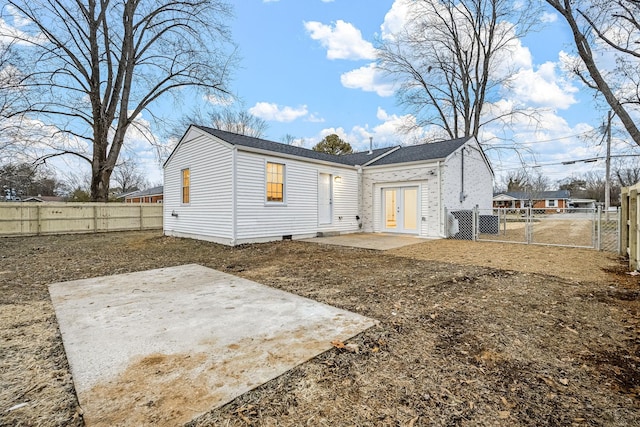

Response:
(334, 176), (342, 183)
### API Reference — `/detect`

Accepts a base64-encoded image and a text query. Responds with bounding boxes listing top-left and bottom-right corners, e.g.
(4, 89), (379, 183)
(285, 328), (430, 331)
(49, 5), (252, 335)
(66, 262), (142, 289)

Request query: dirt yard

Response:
(1, 231), (638, 426)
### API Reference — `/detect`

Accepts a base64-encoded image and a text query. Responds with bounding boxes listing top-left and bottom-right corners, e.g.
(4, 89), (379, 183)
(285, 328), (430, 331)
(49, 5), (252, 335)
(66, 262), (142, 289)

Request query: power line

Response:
(498, 131), (594, 146)
(494, 153), (640, 172)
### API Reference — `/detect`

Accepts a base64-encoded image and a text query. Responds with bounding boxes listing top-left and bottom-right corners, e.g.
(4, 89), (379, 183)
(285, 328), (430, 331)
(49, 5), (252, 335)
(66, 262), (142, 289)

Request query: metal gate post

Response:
(596, 206), (601, 250)
(617, 208), (621, 254)
(526, 206), (532, 244)
(472, 205), (478, 241)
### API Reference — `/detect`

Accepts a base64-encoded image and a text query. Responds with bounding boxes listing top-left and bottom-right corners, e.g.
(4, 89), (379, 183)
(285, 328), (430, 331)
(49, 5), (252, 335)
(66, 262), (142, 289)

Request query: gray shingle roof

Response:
(196, 126), (397, 166)
(194, 126), (471, 167)
(495, 190), (570, 200)
(125, 185), (164, 198)
(367, 137), (470, 166)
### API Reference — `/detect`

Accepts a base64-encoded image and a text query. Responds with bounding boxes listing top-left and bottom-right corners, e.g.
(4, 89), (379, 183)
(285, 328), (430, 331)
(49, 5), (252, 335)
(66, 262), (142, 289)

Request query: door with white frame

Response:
(382, 186), (419, 234)
(318, 173), (333, 225)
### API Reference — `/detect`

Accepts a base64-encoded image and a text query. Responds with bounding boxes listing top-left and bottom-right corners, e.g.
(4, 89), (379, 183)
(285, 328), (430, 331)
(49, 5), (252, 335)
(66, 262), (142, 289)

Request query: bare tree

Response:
(614, 159), (640, 187)
(171, 108), (268, 140)
(111, 156), (148, 194)
(547, 0), (640, 147)
(280, 134), (299, 145)
(502, 169), (531, 192)
(208, 110), (268, 138)
(0, 40), (27, 164)
(500, 168), (549, 194)
(1, 0), (236, 201)
(377, 0), (541, 141)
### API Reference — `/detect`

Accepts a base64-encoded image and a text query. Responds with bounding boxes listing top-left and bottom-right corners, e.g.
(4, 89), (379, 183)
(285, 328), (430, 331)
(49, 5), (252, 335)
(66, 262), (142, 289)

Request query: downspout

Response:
(437, 160), (444, 237)
(459, 147), (466, 204)
(357, 165), (363, 231)
(231, 146), (238, 245)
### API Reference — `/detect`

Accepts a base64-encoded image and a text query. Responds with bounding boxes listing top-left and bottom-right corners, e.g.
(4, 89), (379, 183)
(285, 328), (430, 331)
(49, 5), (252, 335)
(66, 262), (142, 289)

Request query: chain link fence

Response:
(446, 206), (619, 252)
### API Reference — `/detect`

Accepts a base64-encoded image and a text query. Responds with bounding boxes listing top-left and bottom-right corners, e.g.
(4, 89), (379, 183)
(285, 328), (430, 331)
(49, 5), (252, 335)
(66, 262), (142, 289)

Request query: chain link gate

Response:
(446, 206), (620, 252)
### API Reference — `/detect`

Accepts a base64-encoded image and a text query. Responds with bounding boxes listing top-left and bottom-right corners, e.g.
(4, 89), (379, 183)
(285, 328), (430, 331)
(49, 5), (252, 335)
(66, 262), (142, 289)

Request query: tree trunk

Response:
(549, 0), (640, 147)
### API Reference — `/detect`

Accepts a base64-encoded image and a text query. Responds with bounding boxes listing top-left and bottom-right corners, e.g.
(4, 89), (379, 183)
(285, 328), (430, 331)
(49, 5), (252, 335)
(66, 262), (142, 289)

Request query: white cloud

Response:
(507, 61), (578, 110)
(304, 20), (376, 60)
(340, 63), (395, 97)
(541, 12), (557, 23)
(306, 113), (325, 123)
(294, 107), (427, 153)
(203, 93), (234, 106)
(493, 36), (533, 77)
(249, 102), (308, 122)
(380, 0), (411, 40)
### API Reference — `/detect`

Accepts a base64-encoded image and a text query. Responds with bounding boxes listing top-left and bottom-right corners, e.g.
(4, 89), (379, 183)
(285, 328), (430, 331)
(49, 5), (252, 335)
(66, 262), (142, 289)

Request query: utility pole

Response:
(605, 110), (612, 218)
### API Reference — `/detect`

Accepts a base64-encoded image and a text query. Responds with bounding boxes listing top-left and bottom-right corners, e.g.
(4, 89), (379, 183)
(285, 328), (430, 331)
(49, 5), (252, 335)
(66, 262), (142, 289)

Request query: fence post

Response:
(630, 189), (638, 270)
(444, 207), (448, 238)
(140, 205), (144, 230)
(596, 205), (601, 251)
(472, 205), (478, 241)
(37, 204), (41, 236)
(617, 207), (621, 256)
(526, 207), (532, 244)
(620, 188), (629, 256)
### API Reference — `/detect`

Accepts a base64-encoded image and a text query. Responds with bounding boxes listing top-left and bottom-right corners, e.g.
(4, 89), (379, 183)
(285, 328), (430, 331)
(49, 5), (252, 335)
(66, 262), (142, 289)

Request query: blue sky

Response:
(182, 0), (636, 189)
(3, 0), (638, 189)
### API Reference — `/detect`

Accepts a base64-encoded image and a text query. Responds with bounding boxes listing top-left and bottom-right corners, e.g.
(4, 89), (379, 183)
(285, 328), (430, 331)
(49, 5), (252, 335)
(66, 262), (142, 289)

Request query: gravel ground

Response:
(1, 231), (638, 426)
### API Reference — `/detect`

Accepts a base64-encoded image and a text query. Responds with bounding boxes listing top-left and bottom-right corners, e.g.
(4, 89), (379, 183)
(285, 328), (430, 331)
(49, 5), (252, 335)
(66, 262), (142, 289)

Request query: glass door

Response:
(383, 187), (419, 234)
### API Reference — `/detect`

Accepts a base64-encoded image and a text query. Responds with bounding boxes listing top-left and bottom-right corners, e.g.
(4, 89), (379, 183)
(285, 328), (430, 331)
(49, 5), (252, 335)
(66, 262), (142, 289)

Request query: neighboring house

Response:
(124, 186), (164, 203)
(163, 126), (494, 246)
(22, 195), (65, 202)
(493, 190), (571, 213)
(568, 198), (597, 210)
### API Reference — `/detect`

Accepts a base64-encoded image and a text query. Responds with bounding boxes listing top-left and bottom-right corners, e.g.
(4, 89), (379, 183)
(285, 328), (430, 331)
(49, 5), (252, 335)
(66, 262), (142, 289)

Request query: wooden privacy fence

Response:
(620, 182), (640, 270)
(0, 202), (163, 236)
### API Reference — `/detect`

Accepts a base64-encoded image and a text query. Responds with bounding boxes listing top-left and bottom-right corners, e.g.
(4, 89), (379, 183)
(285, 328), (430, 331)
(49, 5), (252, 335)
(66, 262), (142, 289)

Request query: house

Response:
(163, 126), (494, 246)
(22, 195), (65, 202)
(124, 186), (163, 203)
(493, 190), (570, 213)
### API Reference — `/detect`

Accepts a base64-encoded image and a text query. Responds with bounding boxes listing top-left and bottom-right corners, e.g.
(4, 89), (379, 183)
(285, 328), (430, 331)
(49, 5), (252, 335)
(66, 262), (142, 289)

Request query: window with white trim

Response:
(266, 162), (284, 203)
(182, 168), (190, 204)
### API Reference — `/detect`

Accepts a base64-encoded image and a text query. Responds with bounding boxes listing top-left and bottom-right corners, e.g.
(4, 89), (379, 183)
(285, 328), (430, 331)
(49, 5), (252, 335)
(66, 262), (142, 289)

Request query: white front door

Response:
(383, 187), (419, 234)
(318, 173), (332, 224)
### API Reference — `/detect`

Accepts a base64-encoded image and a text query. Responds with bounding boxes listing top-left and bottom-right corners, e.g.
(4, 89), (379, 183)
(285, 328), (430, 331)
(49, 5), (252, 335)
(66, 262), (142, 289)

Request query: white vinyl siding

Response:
(163, 131), (234, 243)
(234, 151), (358, 242)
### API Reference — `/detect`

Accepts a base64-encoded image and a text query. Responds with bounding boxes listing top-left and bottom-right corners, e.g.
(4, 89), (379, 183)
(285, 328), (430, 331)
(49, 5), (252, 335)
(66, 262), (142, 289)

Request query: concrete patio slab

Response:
(304, 233), (430, 250)
(48, 264), (377, 427)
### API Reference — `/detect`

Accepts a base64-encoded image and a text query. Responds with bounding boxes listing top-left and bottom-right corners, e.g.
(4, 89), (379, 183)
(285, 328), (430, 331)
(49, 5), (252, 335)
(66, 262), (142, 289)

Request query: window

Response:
(266, 162), (284, 202)
(182, 169), (190, 204)
(548, 199), (556, 207)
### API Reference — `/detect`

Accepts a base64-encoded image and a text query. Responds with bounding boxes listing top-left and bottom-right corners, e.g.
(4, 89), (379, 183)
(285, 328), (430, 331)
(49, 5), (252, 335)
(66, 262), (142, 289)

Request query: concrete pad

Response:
(304, 232), (430, 250)
(48, 264), (377, 427)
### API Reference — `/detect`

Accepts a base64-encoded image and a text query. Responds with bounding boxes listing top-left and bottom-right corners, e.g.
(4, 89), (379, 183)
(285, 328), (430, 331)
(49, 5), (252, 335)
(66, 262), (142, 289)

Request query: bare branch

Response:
(1, 0), (236, 200)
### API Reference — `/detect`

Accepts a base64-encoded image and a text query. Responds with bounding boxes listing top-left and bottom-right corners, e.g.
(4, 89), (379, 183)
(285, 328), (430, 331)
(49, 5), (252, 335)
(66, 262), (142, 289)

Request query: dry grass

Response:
(1, 231), (638, 426)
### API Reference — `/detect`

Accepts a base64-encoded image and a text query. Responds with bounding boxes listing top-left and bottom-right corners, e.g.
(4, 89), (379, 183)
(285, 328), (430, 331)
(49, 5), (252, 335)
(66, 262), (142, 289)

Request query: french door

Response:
(383, 187), (418, 234)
